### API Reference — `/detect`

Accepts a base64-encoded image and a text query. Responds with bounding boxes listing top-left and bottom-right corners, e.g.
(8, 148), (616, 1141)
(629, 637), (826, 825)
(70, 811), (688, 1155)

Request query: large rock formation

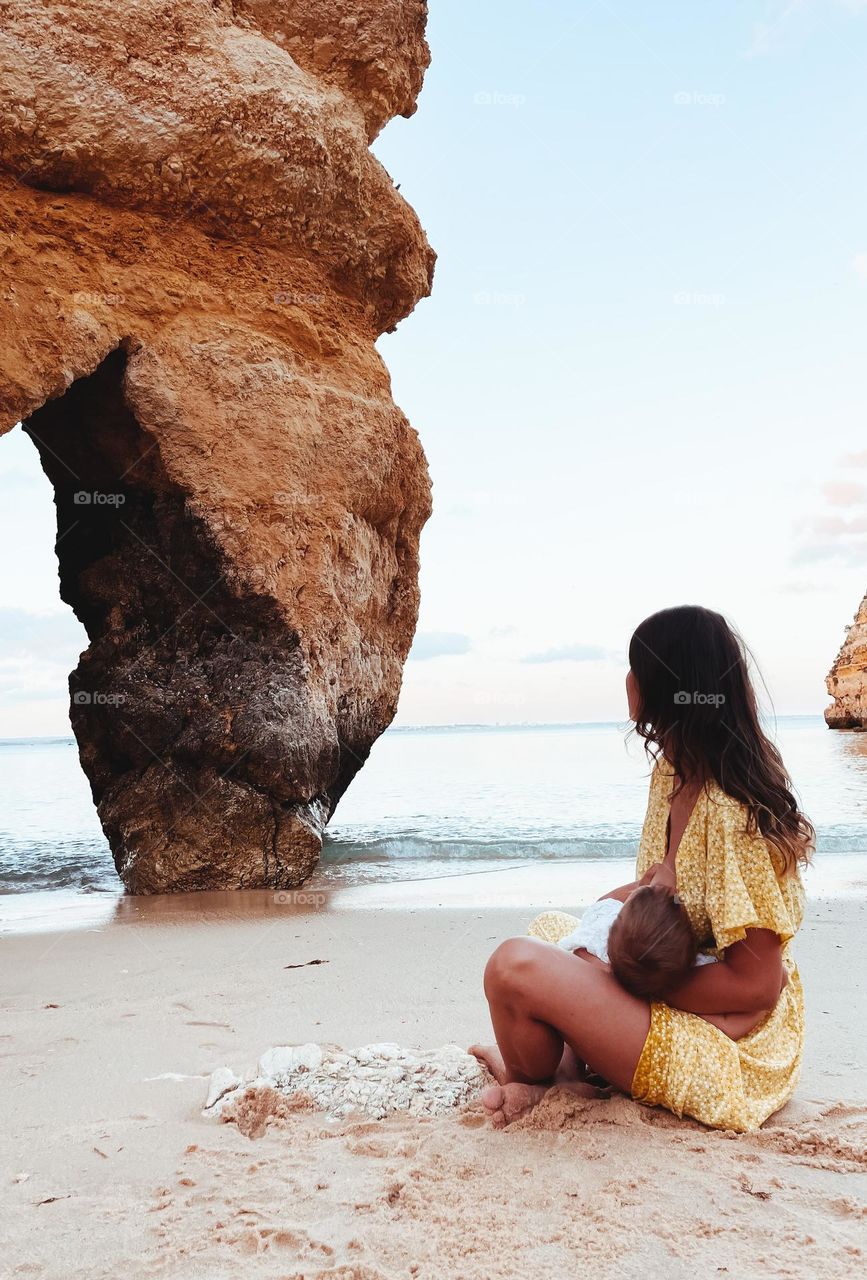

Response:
(826, 591), (867, 729)
(0, 1), (434, 891)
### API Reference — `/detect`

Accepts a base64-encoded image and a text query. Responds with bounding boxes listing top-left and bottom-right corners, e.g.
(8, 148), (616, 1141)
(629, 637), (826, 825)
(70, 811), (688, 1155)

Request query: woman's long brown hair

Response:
(628, 605), (814, 874)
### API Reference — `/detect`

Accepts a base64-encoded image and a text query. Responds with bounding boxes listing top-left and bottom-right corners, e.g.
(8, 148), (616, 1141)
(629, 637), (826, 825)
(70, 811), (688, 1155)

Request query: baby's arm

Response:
(699, 1009), (769, 1040)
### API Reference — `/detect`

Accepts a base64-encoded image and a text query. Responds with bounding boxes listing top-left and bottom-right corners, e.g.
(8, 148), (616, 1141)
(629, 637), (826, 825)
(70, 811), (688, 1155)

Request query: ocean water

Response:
(1, 716), (866, 899)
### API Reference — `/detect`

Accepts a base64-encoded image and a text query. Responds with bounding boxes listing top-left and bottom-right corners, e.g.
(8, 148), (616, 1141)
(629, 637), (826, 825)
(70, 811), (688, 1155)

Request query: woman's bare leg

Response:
(469, 944), (612, 1078)
(472, 937), (652, 1123)
(468, 1042), (589, 1087)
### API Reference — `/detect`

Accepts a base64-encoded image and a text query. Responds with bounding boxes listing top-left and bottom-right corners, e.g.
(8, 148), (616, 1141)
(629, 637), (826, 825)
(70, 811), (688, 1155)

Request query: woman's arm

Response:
(665, 928), (785, 1016)
(701, 1009), (770, 1040)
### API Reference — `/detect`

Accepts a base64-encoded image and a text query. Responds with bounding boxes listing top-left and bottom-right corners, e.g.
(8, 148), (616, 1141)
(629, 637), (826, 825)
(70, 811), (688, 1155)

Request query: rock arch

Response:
(0, 1), (433, 890)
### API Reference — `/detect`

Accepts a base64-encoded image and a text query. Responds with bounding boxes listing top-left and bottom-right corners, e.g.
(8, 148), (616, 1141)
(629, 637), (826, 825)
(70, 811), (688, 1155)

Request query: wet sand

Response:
(1, 884), (865, 1278)
(4, 850), (867, 933)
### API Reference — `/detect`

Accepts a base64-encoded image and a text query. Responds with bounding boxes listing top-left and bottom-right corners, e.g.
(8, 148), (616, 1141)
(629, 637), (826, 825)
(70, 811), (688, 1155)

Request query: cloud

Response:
(521, 642), (610, 665)
(0, 657), (71, 703)
(740, 2), (805, 58)
(0, 608), (87, 707)
(407, 631), (472, 661)
(0, 607), (85, 657)
(440, 489), (525, 519)
(792, 537), (867, 567)
(812, 514), (867, 535)
(853, 253), (867, 282)
(795, 455), (867, 565)
(776, 579), (832, 593)
(822, 480), (867, 507)
(741, 1), (867, 58)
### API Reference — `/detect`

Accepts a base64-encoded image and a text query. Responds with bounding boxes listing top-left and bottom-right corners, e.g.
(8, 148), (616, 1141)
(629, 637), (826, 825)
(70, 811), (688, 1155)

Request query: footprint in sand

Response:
(218, 1222), (335, 1258)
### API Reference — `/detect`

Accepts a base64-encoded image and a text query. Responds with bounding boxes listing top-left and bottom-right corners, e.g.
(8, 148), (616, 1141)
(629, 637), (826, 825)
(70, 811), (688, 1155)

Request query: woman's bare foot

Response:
(468, 1043), (508, 1084)
(481, 1082), (548, 1127)
(471, 1043), (612, 1126)
(480, 1076), (612, 1127)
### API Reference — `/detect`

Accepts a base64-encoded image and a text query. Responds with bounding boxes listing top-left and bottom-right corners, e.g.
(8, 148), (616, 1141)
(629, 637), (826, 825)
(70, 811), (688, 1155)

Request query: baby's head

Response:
(607, 886), (698, 1000)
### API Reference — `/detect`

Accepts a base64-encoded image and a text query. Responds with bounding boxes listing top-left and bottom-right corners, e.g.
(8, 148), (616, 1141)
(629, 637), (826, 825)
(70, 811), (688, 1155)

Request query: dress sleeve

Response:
(704, 795), (801, 951)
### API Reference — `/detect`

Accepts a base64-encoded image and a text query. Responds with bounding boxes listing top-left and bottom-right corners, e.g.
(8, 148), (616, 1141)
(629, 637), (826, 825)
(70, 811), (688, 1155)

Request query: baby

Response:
(557, 886), (715, 997)
(554, 871), (765, 1039)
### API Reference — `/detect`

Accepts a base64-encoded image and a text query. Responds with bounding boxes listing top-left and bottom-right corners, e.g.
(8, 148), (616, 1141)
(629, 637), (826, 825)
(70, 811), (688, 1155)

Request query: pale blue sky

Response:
(375, 0), (867, 723)
(2, 0), (867, 733)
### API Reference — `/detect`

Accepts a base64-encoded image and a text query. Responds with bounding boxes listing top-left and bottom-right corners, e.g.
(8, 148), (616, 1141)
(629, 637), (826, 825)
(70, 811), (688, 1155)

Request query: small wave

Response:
(322, 824), (867, 864)
(2, 820), (866, 897)
(812, 825), (867, 854)
(322, 832), (643, 864)
(0, 836), (117, 895)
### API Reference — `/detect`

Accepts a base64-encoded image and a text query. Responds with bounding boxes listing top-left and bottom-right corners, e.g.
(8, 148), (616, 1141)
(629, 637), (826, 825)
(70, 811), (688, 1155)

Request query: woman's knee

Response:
(483, 937), (545, 1002)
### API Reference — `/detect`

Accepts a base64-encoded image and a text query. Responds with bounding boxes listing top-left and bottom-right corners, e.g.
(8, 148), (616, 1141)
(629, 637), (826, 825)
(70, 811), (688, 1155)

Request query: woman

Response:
(471, 605), (812, 1132)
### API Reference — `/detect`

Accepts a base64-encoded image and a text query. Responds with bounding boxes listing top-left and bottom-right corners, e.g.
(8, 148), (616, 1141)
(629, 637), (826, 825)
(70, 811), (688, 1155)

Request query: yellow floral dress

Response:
(532, 761), (806, 1133)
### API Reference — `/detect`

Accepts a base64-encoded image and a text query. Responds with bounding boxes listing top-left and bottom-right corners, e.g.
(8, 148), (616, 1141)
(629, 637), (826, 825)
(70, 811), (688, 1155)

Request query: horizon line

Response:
(0, 710), (830, 745)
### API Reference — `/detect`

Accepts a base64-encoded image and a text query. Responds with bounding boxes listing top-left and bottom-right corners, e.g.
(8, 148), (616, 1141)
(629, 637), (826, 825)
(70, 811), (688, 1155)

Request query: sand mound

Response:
(204, 1043), (491, 1129)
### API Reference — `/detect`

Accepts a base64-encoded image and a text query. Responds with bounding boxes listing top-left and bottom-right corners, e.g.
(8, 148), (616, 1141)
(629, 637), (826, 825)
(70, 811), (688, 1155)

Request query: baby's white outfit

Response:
(557, 898), (622, 963)
(557, 897), (716, 966)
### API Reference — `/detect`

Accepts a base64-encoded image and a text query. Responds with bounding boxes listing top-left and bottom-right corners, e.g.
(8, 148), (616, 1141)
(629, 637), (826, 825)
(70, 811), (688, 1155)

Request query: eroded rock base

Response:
(26, 350), (335, 891)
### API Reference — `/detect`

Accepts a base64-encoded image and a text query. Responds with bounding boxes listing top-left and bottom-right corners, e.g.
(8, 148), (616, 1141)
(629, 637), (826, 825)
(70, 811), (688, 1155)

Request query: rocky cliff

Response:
(826, 591), (867, 729)
(0, 1), (434, 891)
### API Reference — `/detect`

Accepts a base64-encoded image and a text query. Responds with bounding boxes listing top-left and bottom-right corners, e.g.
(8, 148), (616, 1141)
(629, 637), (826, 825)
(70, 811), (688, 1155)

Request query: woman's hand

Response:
(602, 862), (676, 904)
(665, 928), (785, 1016)
(645, 861), (677, 893)
(634, 862), (677, 893)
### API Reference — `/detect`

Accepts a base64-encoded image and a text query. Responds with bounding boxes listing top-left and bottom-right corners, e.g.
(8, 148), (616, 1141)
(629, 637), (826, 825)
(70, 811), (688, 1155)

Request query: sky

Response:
(2, 0), (867, 734)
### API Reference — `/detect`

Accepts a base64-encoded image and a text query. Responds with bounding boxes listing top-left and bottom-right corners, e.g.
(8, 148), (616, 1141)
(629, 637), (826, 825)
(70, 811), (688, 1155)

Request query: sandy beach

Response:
(2, 881), (865, 1280)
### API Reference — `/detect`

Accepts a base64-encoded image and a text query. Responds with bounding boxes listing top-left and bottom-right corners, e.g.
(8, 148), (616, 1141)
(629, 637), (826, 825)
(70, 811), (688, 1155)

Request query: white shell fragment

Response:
(204, 1066), (243, 1110)
(258, 1043), (323, 1079)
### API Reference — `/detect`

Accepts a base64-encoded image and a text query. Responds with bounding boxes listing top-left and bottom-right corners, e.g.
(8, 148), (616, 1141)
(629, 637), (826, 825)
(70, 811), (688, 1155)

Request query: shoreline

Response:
(3, 850), (867, 936)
